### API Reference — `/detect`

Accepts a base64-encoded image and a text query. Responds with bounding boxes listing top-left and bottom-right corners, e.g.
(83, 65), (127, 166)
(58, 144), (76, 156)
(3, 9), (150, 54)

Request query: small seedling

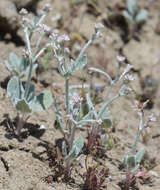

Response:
(121, 100), (156, 190)
(6, 7), (53, 137)
(123, 0), (148, 38)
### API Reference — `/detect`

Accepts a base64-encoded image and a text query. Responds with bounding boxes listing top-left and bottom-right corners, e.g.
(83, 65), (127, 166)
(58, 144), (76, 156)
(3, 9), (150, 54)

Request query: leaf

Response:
(62, 140), (67, 156)
(16, 99), (32, 113)
(9, 52), (20, 70)
(7, 76), (24, 106)
(127, 0), (137, 16)
(66, 135), (84, 160)
(26, 84), (35, 102)
(4, 61), (12, 72)
(30, 90), (53, 112)
(103, 119), (112, 128)
(136, 149), (145, 164)
(86, 93), (98, 119)
(123, 10), (133, 22)
(98, 101), (110, 120)
(135, 9), (148, 23)
(82, 111), (94, 120)
(123, 155), (136, 169)
(73, 135), (84, 155)
(71, 54), (87, 73)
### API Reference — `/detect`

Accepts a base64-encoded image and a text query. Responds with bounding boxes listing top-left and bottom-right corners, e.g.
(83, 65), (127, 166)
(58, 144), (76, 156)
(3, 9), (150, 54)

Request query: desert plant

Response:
(122, 100), (156, 189)
(123, 0), (148, 37)
(51, 23), (105, 180)
(84, 56), (134, 156)
(6, 6), (53, 136)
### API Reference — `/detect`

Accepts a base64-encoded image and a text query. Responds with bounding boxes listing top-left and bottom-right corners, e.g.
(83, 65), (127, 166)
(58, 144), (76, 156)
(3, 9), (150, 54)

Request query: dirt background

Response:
(0, 0), (160, 190)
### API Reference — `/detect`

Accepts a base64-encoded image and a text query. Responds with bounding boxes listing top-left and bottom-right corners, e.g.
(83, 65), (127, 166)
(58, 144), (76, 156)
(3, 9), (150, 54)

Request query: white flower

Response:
(148, 113), (156, 122)
(124, 74), (135, 81)
(64, 47), (70, 53)
(43, 3), (51, 12)
(19, 8), (28, 15)
(94, 23), (104, 30)
(57, 34), (70, 43)
(117, 55), (125, 62)
(119, 64), (133, 80)
(38, 24), (51, 33)
(22, 17), (32, 25)
(70, 92), (83, 105)
(96, 119), (102, 125)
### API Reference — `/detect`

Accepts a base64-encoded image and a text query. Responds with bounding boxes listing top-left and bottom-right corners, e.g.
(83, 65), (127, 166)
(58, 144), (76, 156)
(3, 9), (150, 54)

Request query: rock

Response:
(0, 0), (19, 35)
(9, 0), (39, 10)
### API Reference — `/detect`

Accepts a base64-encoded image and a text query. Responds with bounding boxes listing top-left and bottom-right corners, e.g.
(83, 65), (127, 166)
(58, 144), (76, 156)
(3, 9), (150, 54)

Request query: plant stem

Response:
(132, 112), (143, 154)
(70, 124), (76, 149)
(24, 27), (33, 99)
(104, 83), (114, 101)
(24, 58), (33, 99)
(65, 77), (70, 114)
(132, 127), (141, 156)
(16, 114), (24, 136)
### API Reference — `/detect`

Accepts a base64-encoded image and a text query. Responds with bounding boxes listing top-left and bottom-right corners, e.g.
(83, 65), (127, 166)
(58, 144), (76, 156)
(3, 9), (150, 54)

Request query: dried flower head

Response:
(132, 100), (149, 112)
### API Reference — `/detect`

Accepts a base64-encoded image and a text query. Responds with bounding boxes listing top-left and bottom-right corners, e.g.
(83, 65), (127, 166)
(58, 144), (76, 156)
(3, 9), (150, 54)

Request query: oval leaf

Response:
(7, 76), (24, 106)
(16, 99), (32, 113)
(30, 90), (53, 112)
(135, 9), (147, 23)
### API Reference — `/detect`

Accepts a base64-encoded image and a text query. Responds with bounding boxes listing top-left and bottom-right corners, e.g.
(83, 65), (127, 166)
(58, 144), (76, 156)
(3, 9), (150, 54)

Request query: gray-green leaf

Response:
(7, 76), (24, 106)
(30, 90), (53, 112)
(136, 149), (145, 164)
(71, 54), (87, 73)
(16, 99), (32, 113)
(127, 0), (137, 16)
(123, 10), (133, 22)
(135, 9), (147, 23)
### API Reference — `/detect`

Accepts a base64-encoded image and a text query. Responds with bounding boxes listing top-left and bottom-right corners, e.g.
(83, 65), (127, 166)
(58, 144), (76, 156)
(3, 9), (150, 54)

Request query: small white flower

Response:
(117, 55), (125, 62)
(64, 47), (70, 53)
(43, 3), (51, 12)
(94, 23), (104, 30)
(19, 8), (28, 15)
(22, 16), (32, 25)
(119, 64), (133, 80)
(96, 119), (102, 125)
(57, 34), (70, 43)
(124, 74), (135, 81)
(39, 24), (51, 33)
(148, 113), (156, 122)
(70, 92), (83, 105)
